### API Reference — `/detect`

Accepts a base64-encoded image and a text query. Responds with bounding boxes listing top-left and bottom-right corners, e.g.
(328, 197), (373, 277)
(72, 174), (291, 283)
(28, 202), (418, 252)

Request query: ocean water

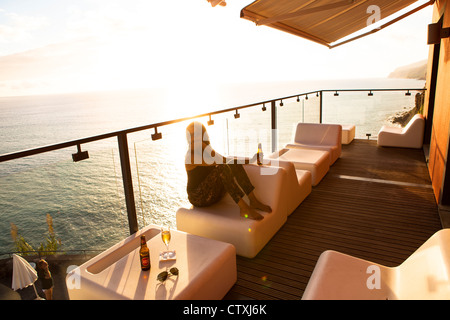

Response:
(0, 78), (425, 255)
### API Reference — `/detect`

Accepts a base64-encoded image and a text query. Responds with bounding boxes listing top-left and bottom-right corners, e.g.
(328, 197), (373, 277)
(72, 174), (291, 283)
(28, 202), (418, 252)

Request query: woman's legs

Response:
(43, 287), (53, 300)
(220, 164), (271, 219)
(227, 163), (254, 195)
(248, 193), (272, 213)
(236, 198), (263, 220)
(227, 164), (272, 213)
(187, 167), (225, 207)
(188, 164), (271, 220)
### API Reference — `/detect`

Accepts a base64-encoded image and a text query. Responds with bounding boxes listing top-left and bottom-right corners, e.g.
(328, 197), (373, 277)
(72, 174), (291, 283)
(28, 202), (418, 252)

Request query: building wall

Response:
(426, 0), (450, 203)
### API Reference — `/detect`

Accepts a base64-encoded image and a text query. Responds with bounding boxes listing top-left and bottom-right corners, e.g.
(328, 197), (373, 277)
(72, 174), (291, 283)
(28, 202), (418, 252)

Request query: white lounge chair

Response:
(377, 114), (425, 149)
(302, 228), (450, 300)
(264, 159), (311, 215)
(286, 123), (342, 165)
(177, 164), (291, 258)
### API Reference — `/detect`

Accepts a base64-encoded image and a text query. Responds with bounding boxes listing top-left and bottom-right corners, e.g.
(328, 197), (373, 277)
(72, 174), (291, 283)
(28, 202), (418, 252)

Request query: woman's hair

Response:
(38, 259), (48, 269)
(186, 121), (209, 145)
(185, 121), (212, 165)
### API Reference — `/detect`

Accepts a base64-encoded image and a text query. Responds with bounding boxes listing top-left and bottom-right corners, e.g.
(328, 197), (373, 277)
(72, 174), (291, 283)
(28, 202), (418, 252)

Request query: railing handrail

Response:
(0, 249), (105, 259)
(0, 87), (425, 163)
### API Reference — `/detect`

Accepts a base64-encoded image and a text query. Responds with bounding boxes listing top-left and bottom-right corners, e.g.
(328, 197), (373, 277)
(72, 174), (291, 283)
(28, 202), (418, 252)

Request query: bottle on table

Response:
(257, 143), (263, 166)
(140, 235), (151, 271)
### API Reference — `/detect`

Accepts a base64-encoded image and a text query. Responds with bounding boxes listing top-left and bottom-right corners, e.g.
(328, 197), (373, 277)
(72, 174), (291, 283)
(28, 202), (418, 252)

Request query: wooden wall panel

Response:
(427, 0), (450, 203)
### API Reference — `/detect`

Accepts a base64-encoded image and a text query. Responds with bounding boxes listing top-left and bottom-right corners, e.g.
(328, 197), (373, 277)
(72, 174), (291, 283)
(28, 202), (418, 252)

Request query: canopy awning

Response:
(241, 0), (434, 48)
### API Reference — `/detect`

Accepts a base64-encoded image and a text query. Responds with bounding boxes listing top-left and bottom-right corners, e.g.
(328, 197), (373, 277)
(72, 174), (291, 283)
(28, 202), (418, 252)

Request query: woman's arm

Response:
(205, 141), (259, 165)
(43, 265), (51, 278)
(224, 154), (257, 165)
(186, 141), (258, 169)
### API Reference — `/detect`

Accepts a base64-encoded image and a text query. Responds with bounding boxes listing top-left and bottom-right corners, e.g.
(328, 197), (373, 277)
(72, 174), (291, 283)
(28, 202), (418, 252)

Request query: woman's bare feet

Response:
(238, 199), (264, 220)
(248, 193), (272, 213)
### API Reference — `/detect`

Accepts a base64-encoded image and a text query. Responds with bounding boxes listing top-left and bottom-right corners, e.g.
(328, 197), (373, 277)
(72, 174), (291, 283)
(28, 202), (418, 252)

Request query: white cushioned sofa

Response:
(302, 228), (450, 300)
(377, 114), (425, 149)
(176, 163), (307, 258)
(286, 123), (342, 165)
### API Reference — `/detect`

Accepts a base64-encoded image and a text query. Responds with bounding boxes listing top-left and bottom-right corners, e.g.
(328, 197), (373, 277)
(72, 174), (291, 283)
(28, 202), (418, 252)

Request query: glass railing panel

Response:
(278, 98), (302, 148)
(131, 121), (192, 229)
(302, 93), (322, 125)
(221, 105), (272, 157)
(277, 95), (321, 148)
(321, 90), (421, 139)
(130, 106), (275, 231)
(0, 138), (130, 255)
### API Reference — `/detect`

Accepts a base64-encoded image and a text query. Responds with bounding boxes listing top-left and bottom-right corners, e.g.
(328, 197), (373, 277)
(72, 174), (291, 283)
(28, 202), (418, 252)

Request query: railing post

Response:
(319, 91), (323, 124)
(117, 133), (139, 235)
(271, 100), (277, 153)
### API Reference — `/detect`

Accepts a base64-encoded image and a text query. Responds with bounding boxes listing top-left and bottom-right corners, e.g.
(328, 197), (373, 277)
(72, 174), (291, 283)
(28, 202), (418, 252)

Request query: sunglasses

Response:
(157, 267), (179, 282)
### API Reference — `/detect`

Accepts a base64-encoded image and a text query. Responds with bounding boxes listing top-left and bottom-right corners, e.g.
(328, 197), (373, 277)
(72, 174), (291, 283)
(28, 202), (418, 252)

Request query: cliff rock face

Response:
(387, 92), (425, 127)
(387, 106), (418, 126)
(388, 60), (428, 80)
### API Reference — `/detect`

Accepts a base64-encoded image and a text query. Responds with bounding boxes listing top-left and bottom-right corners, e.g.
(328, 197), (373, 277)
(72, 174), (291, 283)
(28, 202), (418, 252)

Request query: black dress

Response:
(37, 269), (53, 290)
(186, 163), (255, 207)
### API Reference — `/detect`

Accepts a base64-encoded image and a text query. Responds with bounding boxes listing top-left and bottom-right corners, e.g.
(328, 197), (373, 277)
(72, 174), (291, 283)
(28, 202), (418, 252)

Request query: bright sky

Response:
(0, 0), (433, 97)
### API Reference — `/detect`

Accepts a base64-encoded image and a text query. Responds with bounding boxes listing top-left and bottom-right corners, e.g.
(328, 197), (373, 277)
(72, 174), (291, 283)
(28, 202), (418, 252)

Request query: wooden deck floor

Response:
(224, 139), (442, 300)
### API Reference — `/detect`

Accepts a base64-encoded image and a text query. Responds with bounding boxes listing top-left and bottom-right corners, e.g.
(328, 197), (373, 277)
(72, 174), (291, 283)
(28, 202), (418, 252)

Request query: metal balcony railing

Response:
(0, 88), (426, 238)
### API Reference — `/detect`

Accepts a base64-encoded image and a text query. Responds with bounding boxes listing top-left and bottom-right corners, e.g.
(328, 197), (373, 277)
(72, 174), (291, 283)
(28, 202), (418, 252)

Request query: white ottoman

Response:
(341, 125), (355, 144)
(268, 148), (330, 186)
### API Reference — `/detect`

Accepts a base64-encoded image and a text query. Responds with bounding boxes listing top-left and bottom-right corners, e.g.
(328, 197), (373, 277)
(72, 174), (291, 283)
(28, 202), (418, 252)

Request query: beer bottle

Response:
(140, 235), (150, 271)
(257, 143), (263, 166)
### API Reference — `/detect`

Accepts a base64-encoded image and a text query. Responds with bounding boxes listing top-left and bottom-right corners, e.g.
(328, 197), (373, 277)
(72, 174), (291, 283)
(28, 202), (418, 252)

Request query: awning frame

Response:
(241, 0), (435, 49)
(330, 0), (434, 48)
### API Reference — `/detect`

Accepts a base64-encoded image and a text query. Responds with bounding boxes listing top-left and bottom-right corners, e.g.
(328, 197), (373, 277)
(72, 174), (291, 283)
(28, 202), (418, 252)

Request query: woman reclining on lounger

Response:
(185, 121), (271, 221)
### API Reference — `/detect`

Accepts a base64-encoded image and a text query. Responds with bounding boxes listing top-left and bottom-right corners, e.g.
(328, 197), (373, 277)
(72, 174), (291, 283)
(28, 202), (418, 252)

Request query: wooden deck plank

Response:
(225, 139), (442, 300)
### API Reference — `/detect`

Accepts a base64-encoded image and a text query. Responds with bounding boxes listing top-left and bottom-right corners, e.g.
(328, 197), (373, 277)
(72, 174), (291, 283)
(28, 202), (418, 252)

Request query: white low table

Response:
(268, 148), (330, 186)
(66, 224), (237, 300)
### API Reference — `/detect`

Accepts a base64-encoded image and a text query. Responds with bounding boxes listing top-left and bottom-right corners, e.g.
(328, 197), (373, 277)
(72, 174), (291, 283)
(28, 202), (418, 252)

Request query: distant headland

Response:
(388, 59), (428, 80)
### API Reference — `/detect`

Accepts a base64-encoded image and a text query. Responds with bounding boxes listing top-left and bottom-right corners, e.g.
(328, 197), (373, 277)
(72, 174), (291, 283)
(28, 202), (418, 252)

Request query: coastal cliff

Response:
(386, 60), (427, 126)
(388, 59), (427, 80)
(387, 91), (425, 126)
